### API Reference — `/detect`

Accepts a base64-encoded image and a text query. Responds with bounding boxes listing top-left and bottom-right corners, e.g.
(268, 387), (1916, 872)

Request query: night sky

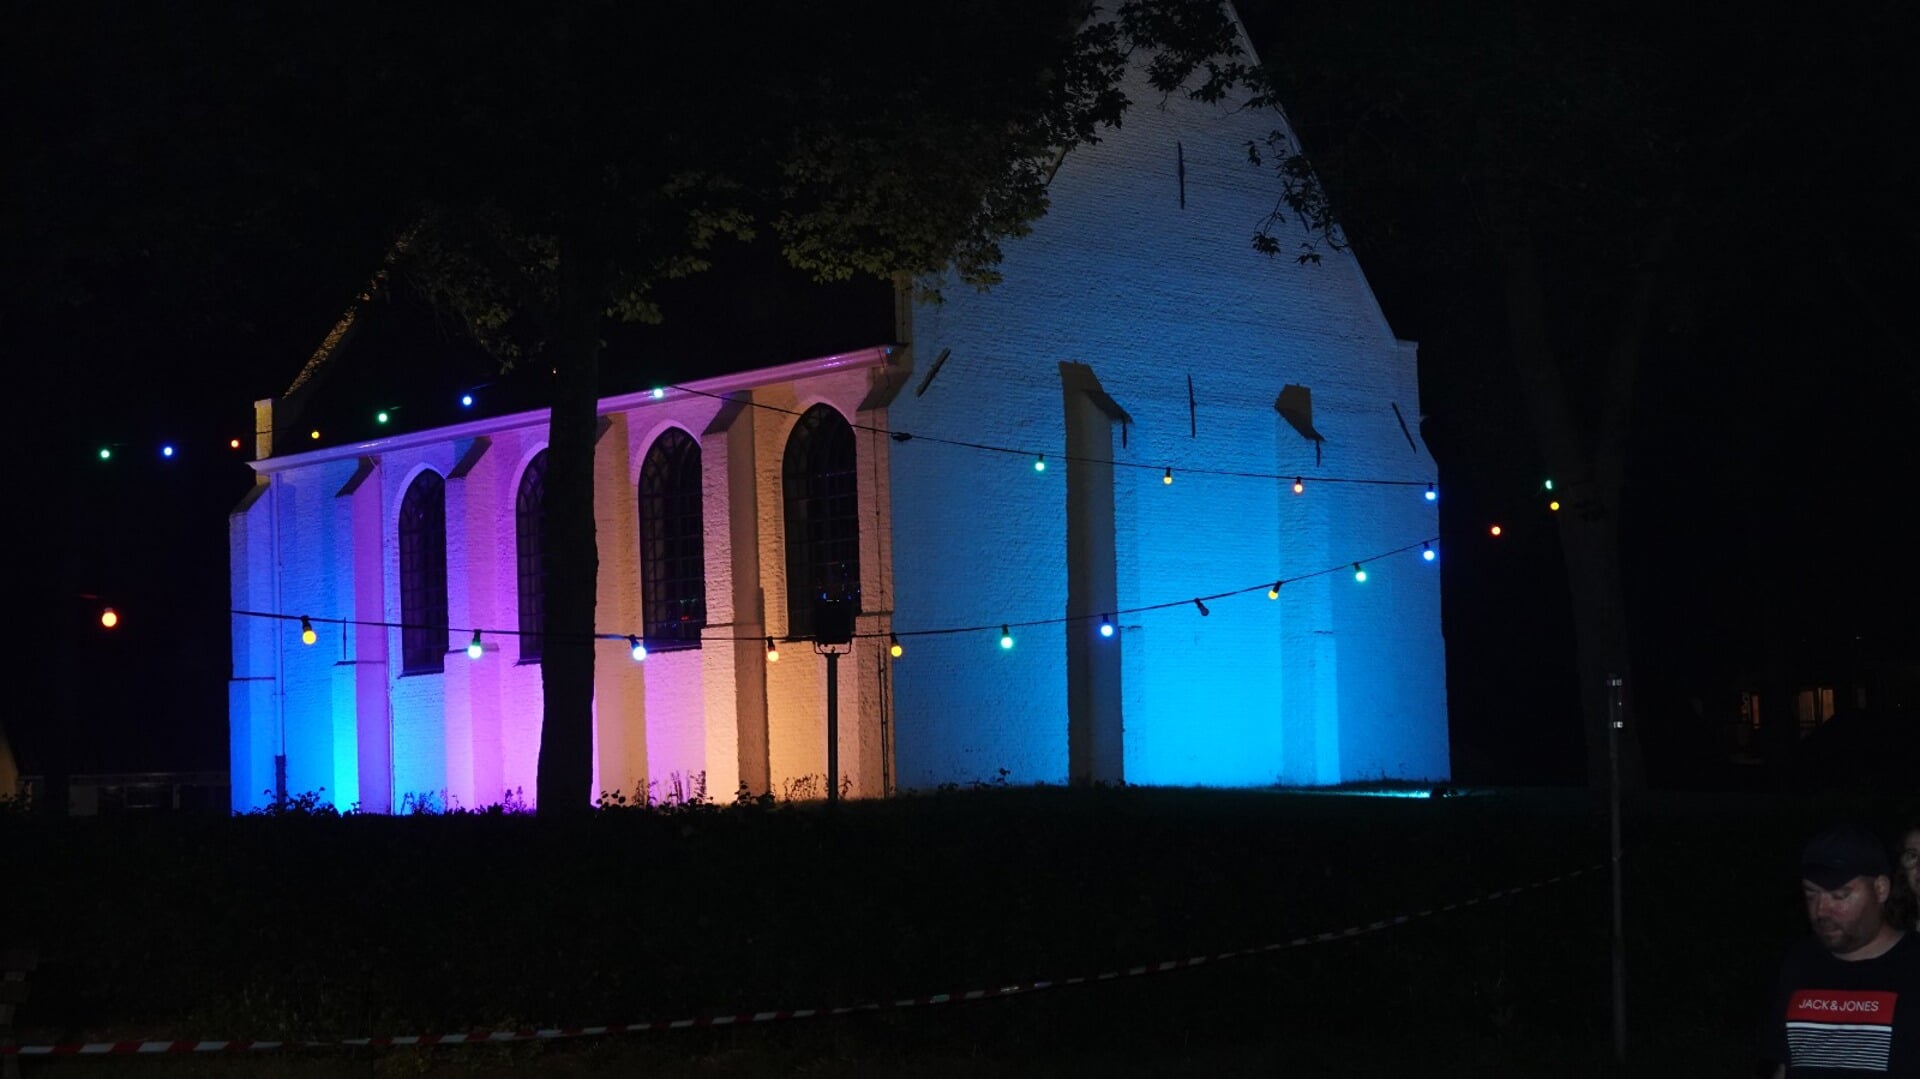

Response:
(7, 0), (1914, 787)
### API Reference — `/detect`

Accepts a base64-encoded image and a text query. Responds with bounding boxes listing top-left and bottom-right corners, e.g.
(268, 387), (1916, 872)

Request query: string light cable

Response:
(229, 536), (1438, 651)
(662, 382), (1437, 492)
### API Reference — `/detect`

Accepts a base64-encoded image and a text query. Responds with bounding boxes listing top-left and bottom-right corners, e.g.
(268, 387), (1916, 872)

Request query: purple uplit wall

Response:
(230, 353), (897, 813)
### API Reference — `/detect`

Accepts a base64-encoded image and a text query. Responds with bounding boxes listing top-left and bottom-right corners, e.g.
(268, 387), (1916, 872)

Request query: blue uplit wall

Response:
(887, 19), (1449, 789)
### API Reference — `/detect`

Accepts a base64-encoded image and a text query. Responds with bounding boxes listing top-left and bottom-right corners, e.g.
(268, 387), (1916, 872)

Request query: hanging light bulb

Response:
(467, 630), (484, 660)
(1422, 543), (1436, 562)
(888, 633), (903, 658)
(1034, 453), (1046, 472)
(650, 387), (665, 399)
(376, 411), (390, 425)
(1099, 614), (1115, 638)
(100, 607), (119, 629)
(1292, 477), (1304, 495)
(1425, 484), (1437, 502)
(1353, 563), (1368, 583)
(1193, 598), (1210, 617)
(1000, 625), (1014, 649)
(460, 393), (475, 408)
(229, 438), (242, 450)
(1548, 499), (1561, 512)
(1162, 467), (1173, 485)
(1543, 478), (1555, 492)
(161, 444), (176, 458)
(765, 637), (780, 663)
(628, 635), (648, 662)
(1268, 581), (1282, 600)
(300, 616), (317, 645)
(98, 447), (112, 461)
(1489, 524), (1503, 537)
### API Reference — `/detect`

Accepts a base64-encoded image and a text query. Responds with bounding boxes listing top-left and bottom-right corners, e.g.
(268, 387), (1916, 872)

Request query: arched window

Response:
(515, 450), (548, 662)
(782, 404), (859, 640)
(399, 469), (448, 674)
(638, 428), (705, 649)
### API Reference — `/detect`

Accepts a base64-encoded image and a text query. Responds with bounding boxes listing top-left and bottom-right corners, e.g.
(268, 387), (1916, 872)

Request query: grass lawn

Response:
(4, 784), (1911, 1076)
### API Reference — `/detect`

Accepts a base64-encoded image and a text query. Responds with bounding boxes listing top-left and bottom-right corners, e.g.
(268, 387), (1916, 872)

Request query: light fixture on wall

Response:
(467, 630), (484, 660)
(628, 635), (647, 662)
(765, 637), (780, 663)
(300, 616), (317, 645)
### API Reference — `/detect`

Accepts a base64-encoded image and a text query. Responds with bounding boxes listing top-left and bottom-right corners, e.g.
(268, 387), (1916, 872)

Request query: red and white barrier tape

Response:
(5, 863), (1600, 1057)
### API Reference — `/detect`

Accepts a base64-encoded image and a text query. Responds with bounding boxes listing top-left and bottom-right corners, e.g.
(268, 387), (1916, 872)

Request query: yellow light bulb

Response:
(100, 607), (119, 629)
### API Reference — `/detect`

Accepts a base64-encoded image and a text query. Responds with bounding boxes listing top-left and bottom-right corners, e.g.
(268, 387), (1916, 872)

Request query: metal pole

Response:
(1607, 673), (1626, 1063)
(825, 650), (839, 806)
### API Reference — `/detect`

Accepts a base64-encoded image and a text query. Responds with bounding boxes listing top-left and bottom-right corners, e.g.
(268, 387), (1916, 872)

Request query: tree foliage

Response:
(309, 0), (1257, 812)
(1241, 0), (1919, 785)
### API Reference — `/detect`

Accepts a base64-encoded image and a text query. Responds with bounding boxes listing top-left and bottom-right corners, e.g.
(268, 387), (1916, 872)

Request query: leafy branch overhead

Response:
(381, 0), (1308, 344)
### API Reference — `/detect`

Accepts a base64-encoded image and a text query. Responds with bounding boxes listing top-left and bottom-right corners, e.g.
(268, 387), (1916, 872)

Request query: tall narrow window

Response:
(515, 450), (548, 662)
(399, 469), (448, 674)
(782, 404), (859, 639)
(638, 428), (705, 649)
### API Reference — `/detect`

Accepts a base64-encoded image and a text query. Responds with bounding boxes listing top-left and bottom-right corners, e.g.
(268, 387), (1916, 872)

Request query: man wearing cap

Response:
(1760, 823), (1919, 1077)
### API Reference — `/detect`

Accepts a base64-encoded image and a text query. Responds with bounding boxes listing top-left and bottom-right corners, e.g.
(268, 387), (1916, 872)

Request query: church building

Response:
(228, 9), (1450, 813)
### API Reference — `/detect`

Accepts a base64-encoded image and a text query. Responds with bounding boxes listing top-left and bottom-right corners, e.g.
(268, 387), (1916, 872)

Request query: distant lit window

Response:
(516, 450), (548, 662)
(638, 429), (705, 649)
(782, 404), (859, 639)
(399, 470), (448, 674)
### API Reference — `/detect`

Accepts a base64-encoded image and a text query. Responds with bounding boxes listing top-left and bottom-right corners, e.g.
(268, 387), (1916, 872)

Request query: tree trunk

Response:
(1502, 237), (1654, 790)
(536, 227), (606, 815)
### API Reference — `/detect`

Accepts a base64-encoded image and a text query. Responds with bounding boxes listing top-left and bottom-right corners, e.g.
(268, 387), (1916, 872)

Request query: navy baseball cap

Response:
(1801, 824), (1890, 890)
